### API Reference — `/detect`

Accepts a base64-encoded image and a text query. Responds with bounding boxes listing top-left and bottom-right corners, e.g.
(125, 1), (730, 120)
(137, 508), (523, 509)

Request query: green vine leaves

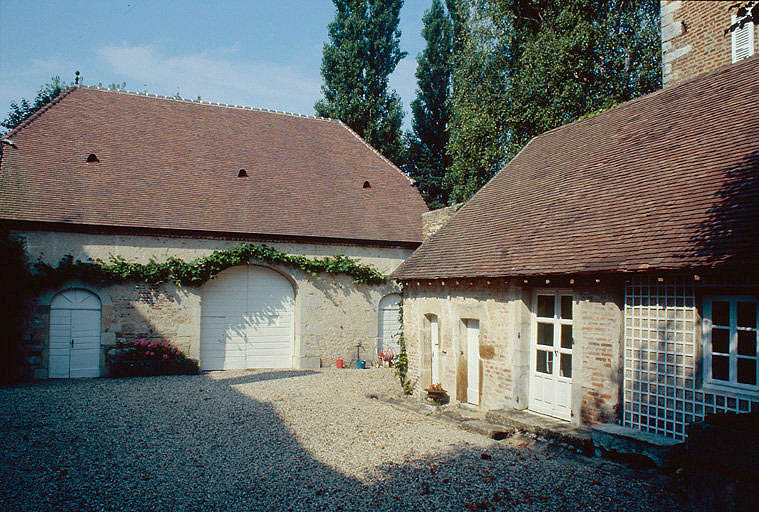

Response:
(31, 243), (388, 290)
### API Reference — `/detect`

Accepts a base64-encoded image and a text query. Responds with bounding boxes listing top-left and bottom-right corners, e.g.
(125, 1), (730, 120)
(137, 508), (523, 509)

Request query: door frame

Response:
(463, 318), (480, 406)
(529, 288), (574, 420)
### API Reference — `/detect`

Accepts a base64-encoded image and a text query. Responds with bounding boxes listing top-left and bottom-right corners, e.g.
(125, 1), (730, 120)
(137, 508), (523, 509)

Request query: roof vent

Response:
(363, 181), (371, 189)
(238, 169), (248, 177)
(86, 153), (99, 163)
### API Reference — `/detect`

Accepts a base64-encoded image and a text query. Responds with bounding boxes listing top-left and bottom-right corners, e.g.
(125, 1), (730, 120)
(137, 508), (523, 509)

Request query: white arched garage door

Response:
(200, 265), (295, 370)
(378, 294), (402, 355)
(49, 289), (101, 378)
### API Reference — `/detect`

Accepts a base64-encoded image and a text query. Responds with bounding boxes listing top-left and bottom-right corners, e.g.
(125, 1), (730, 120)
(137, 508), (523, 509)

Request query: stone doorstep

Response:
(485, 409), (594, 456)
(590, 423), (684, 468)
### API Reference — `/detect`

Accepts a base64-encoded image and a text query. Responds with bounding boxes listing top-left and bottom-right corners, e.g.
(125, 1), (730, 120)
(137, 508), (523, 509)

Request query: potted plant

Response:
(425, 383), (447, 403)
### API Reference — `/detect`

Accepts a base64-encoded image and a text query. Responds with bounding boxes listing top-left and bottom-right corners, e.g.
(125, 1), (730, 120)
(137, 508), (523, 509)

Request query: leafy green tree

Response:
(315, 0), (407, 165)
(445, 0), (661, 203)
(445, 1), (511, 203)
(404, 0), (455, 208)
(2, 75), (69, 132)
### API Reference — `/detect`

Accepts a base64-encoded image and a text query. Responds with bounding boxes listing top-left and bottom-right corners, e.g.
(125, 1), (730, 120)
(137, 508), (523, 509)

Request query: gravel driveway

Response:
(0, 369), (683, 511)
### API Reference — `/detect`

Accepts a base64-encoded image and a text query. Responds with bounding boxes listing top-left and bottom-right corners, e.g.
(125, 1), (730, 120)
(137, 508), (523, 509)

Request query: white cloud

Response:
(95, 44), (322, 115)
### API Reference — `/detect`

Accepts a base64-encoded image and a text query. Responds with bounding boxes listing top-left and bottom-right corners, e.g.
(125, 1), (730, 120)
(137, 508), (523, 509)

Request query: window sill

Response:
(701, 382), (759, 399)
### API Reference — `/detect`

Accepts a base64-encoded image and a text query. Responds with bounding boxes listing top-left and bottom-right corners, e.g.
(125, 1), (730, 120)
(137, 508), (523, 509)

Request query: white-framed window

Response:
(731, 14), (756, 63)
(703, 296), (759, 392)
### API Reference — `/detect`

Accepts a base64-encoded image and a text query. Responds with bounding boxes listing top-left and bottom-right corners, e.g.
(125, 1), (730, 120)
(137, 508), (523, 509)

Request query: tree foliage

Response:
(1, 76), (69, 132)
(404, 0), (455, 209)
(316, 0), (407, 165)
(445, 0), (662, 203)
(0, 227), (31, 383)
(726, 1), (759, 33)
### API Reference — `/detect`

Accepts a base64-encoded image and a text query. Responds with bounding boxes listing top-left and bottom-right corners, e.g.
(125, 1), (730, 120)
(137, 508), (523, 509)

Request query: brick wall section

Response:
(574, 285), (625, 424)
(662, 0), (758, 87)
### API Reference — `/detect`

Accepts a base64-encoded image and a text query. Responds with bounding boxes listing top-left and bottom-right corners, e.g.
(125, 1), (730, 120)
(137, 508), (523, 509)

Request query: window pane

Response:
(560, 296), (573, 320)
(536, 350), (552, 374)
(561, 324), (573, 348)
(537, 295), (554, 318)
(561, 353), (572, 378)
(538, 323), (554, 346)
(737, 358), (757, 385)
(738, 330), (756, 356)
(712, 301), (729, 326)
(737, 302), (756, 328)
(712, 328), (730, 354)
(712, 355), (729, 381)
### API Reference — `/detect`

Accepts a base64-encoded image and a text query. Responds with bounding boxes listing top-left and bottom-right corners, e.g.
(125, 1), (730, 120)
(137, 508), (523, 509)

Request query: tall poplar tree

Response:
(404, 0), (454, 208)
(315, 0), (407, 165)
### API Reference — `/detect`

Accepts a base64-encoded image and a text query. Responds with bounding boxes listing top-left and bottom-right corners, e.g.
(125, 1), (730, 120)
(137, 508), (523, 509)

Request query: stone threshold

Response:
(375, 395), (683, 468)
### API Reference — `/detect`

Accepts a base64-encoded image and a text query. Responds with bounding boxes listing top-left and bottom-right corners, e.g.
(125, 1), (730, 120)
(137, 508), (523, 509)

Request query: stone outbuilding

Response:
(0, 86), (427, 378)
(392, 51), (759, 439)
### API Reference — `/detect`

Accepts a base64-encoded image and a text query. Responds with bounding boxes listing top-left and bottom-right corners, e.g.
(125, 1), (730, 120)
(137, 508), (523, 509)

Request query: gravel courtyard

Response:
(0, 369), (684, 511)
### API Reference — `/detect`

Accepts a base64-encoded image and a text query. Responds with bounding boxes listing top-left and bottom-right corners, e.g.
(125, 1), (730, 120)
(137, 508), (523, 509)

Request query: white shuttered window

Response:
(732, 15), (756, 63)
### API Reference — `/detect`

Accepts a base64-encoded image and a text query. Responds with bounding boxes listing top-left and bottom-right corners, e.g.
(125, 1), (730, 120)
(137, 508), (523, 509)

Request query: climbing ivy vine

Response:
(31, 243), (388, 290)
(394, 296), (412, 395)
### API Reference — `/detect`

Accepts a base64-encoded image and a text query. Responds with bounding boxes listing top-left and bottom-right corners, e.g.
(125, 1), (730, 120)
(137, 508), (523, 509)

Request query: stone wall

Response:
(16, 229), (411, 378)
(421, 204), (461, 241)
(662, 0), (758, 87)
(402, 279), (625, 426)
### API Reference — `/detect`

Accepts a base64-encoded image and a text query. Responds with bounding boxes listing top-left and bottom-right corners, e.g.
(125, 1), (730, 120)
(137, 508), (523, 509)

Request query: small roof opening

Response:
(238, 169), (248, 177)
(363, 181), (371, 189)
(86, 153), (99, 163)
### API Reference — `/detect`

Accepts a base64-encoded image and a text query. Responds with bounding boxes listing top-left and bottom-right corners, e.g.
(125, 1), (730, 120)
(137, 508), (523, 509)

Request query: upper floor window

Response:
(731, 15), (756, 63)
(703, 296), (758, 392)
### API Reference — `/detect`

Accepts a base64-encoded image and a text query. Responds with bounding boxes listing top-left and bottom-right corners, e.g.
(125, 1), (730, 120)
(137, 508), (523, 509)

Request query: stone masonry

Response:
(402, 278), (624, 426)
(17, 229), (410, 378)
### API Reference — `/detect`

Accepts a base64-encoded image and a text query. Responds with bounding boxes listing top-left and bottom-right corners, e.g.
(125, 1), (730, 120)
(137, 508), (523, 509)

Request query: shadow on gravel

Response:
(0, 372), (735, 512)
(205, 369), (318, 386)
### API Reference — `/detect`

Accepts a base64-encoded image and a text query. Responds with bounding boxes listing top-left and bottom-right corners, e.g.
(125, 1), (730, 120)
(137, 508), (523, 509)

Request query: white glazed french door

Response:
(529, 291), (573, 420)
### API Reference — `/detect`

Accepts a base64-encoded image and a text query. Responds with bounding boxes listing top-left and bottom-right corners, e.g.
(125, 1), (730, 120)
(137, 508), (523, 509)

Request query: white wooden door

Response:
(529, 291), (573, 420)
(49, 289), (101, 378)
(200, 265), (294, 370)
(466, 319), (480, 405)
(430, 316), (440, 384)
(378, 294), (402, 355)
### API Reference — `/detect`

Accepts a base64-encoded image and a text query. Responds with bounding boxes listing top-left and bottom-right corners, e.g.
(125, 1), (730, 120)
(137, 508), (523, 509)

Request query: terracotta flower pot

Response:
(425, 389), (447, 402)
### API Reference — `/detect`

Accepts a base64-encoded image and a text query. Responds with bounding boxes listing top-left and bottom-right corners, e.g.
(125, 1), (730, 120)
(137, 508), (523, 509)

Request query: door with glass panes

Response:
(530, 291), (573, 420)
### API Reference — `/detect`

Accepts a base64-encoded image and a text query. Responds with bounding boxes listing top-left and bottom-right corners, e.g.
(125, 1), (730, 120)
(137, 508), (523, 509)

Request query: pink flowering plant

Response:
(116, 338), (186, 361)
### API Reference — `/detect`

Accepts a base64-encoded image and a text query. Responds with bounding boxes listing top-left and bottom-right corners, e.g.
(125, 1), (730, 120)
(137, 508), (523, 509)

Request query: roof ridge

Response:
(534, 54), (759, 142)
(335, 120), (416, 185)
(3, 85), (79, 138)
(77, 85), (337, 122)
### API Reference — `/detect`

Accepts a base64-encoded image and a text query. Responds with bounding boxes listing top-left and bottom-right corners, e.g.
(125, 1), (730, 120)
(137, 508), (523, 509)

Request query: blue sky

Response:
(0, 0), (429, 127)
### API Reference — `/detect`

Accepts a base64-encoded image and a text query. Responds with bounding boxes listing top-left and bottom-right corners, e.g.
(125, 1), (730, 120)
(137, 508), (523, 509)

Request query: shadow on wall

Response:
(0, 370), (696, 512)
(689, 151), (759, 267)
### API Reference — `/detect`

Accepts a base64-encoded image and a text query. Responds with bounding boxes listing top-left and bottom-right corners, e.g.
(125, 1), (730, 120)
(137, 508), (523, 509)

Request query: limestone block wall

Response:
(15, 229), (411, 378)
(402, 279), (625, 425)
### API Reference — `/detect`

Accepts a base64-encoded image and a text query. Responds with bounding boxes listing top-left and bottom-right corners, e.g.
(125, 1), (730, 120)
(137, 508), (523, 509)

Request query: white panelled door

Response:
(49, 289), (101, 378)
(378, 294), (402, 355)
(529, 291), (573, 421)
(465, 319), (480, 405)
(430, 316), (440, 384)
(200, 265), (294, 370)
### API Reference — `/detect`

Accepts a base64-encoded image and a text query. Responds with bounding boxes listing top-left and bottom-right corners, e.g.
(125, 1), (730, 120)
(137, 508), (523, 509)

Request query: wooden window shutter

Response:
(732, 14), (756, 63)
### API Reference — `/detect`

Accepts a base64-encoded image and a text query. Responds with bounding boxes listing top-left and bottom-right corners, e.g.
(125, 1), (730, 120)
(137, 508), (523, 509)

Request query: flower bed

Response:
(107, 339), (199, 377)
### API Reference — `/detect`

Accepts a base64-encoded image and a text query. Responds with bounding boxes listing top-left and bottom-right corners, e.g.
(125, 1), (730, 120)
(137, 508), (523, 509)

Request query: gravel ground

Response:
(0, 369), (685, 511)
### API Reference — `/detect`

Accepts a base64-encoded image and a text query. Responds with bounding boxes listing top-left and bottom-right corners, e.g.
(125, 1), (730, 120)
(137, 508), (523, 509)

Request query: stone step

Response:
(486, 409), (594, 455)
(590, 423), (684, 468)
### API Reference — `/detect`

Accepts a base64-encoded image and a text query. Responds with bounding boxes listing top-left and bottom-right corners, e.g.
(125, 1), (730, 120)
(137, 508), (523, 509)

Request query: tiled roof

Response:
(393, 56), (759, 279)
(0, 86), (427, 244)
